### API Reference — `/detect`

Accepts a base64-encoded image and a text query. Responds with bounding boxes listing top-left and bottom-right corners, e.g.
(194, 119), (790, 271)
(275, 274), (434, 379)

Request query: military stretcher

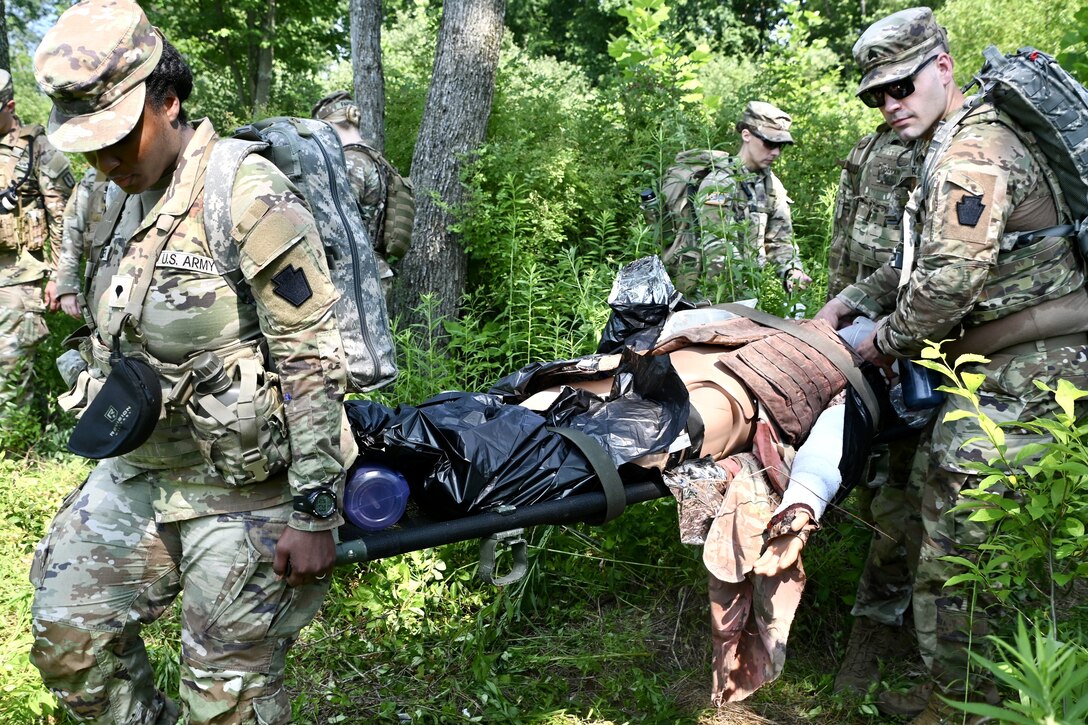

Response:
(334, 472), (670, 585)
(330, 257), (888, 585)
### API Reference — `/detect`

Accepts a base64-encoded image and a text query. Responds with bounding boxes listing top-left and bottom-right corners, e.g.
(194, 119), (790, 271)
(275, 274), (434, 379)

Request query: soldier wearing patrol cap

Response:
(312, 90), (399, 293)
(818, 7), (1088, 723)
(692, 100), (811, 297)
(28, 1), (356, 723)
(0, 66), (74, 428)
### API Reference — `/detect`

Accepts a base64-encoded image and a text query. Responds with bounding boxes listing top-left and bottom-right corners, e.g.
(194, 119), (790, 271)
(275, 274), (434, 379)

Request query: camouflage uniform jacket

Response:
(342, 144), (392, 280)
(827, 125), (918, 299)
(86, 120), (351, 531)
(695, 159), (803, 280)
(867, 103), (1082, 358)
(0, 119), (73, 285)
(849, 103), (1087, 472)
(54, 166), (111, 297)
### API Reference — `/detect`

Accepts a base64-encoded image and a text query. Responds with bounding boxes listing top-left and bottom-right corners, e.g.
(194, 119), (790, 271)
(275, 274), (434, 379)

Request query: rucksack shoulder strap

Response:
(204, 137), (268, 304)
(342, 140), (403, 180)
(842, 129), (884, 190)
(15, 123), (42, 141)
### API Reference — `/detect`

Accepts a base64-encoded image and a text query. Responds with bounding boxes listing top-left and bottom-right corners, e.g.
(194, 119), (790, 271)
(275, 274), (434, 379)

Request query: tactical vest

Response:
(342, 141), (415, 262)
(838, 128), (916, 273)
(655, 317), (848, 446)
(738, 170), (780, 255)
(661, 149), (734, 266)
(0, 125), (47, 253)
(74, 154), (292, 480)
(919, 106), (1084, 326)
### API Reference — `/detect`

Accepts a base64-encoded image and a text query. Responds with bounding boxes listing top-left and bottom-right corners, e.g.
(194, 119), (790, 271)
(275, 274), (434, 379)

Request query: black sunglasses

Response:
(859, 55), (939, 109)
(752, 132), (788, 151)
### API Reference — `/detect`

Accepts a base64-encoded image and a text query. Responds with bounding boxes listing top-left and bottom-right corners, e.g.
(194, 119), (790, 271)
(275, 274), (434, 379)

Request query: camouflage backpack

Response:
(919, 46), (1088, 256)
(205, 117), (398, 393)
(659, 149), (734, 266)
(343, 141), (415, 260)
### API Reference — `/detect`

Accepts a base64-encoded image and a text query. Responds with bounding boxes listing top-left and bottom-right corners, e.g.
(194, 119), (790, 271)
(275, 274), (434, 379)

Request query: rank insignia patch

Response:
(271, 265), (313, 307)
(956, 194), (986, 227)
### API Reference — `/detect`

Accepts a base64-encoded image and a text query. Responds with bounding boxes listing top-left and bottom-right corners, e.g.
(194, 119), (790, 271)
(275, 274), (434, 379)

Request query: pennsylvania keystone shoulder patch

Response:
(271, 265), (313, 307)
(956, 194), (986, 227)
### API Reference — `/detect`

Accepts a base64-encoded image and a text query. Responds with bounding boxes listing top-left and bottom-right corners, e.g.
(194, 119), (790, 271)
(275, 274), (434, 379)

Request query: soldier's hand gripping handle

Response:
(274, 527), (336, 587)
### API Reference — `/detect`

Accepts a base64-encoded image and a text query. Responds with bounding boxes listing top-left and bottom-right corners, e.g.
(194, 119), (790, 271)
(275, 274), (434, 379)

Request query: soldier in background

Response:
(0, 68), (73, 422)
(820, 8), (1088, 722)
(312, 90), (405, 296)
(51, 167), (113, 319)
(825, 125), (924, 695)
(29, 1), (355, 722)
(680, 101), (811, 297)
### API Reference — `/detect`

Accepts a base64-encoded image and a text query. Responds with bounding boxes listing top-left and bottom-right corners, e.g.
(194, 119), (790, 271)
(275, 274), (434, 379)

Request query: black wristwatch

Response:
(293, 487), (338, 519)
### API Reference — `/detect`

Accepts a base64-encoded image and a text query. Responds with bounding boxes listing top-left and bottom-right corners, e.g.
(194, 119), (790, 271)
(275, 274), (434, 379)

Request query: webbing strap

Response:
(712, 303), (881, 428)
(204, 137), (268, 303)
(1008, 223), (1079, 247)
(81, 191), (129, 337)
(106, 205), (194, 341)
(546, 426), (625, 524)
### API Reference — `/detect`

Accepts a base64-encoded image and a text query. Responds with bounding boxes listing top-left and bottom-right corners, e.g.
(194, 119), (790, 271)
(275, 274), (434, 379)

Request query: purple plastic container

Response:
(343, 463), (410, 531)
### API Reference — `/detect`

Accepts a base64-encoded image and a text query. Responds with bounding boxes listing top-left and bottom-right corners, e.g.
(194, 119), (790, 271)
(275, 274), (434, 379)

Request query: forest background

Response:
(0, 0), (1086, 722)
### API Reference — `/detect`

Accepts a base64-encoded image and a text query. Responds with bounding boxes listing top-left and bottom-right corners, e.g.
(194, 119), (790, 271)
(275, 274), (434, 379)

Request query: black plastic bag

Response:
(490, 347), (689, 465)
(345, 347), (690, 518)
(376, 392), (600, 518)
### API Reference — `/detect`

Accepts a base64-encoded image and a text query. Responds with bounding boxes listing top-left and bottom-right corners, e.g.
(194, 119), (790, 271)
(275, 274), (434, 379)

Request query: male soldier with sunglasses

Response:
(691, 101), (811, 297)
(818, 8), (1088, 723)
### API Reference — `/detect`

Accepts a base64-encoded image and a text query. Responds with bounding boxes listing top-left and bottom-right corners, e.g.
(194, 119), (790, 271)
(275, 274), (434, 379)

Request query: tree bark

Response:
(0, 0), (10, 74)
(390, 0), (505, 328)
(349, 0), (385, 150)
(252, 0), (276, 116)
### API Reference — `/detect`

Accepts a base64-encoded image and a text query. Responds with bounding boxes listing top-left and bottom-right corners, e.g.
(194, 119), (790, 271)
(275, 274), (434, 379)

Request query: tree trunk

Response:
(349, 0), (385, 150)
(390, 0), (505, 329)
(0, 0), (9, 74)
(252, 0), (276, 116)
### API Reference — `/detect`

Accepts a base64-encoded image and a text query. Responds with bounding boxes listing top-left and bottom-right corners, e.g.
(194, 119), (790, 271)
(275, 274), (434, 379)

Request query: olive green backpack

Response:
(344, 141), (416, 260)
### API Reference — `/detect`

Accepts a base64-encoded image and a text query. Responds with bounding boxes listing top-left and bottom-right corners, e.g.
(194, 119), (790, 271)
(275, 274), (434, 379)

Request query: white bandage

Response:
(773, 403), (845, 521)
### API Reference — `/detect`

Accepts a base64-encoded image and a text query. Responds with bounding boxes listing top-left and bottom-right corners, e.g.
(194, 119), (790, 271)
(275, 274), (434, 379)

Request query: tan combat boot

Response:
(834, 616), (915, 694)
(908, 691), (993, 725)
(877, 681), (932, 717)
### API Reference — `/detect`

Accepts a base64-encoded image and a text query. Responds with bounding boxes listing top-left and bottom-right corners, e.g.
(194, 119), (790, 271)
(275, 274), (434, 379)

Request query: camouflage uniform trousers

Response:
(912, 342), (1088, 697)
(29, 457), (331, 724)
(850, 433), (924, 626)
(0, 283), (49, 420)
(910, 433), (997, 698)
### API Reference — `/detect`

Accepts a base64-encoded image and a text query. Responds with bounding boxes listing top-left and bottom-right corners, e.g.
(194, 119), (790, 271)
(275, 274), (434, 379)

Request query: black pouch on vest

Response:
(68, 336), (162, 459)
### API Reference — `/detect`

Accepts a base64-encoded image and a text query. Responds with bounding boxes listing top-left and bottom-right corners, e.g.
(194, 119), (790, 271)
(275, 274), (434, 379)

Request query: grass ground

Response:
(1, 449), (921, 724)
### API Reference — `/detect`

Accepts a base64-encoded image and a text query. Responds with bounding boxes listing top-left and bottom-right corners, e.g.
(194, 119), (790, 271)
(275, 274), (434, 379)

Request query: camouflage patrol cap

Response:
(312, 90), (356, 120)
(33, 0), (163, 153)
(854, 7), (948, 95)
(738, 101), (794, 144)
(0, 69), (12, 105)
